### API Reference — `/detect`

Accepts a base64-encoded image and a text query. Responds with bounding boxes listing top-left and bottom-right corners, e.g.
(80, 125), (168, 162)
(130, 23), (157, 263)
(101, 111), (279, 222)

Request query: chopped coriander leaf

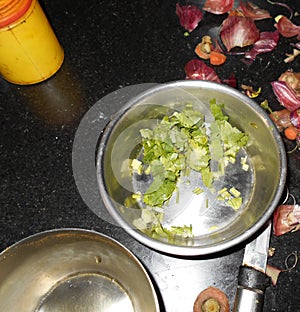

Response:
(142, 223), (193, 242)
(132, 218), (147, 230)
(193, 187), (204, 195)
(129, 100), (249, 238)
(217, 186), (243, 210)
(188, 145), (210, 171)
(144, 179), (176, 206)
(242, 163), (249, 171)
(141, 208), (155, 223)
(241, 156), (249, 171)
(228, 197), (243, 210)
(144, 160), (165, 193)
(201, 166), (214, 189)
(132, 193), (142, 200)
(170, 224), (193, 238)
(217, 188), (231, 201)
(210, 99), (228, 121)
(229, 187), (241, 198)
(210, 121), (223, 161)
(131, 159), (143, 174)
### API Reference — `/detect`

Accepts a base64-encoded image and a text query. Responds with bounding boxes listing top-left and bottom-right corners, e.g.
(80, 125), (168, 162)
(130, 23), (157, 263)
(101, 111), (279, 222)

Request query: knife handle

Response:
(233, 266), (271, 312)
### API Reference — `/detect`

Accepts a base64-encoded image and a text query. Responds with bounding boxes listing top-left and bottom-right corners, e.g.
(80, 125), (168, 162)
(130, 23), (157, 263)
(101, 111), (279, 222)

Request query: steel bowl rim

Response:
(0, 228), (130, 256)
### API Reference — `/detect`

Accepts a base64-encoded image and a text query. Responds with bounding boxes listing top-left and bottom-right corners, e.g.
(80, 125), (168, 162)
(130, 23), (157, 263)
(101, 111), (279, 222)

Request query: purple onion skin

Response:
(271, 81), (300, 111)
(290, 109), (300, 128)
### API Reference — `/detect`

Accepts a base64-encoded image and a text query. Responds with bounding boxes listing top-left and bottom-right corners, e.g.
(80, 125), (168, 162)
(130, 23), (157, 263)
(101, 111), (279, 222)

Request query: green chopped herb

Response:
(144, 223), (193, 242)
(210, 99), (228, 121)
(132, 193), (142, 200)
(242, 163), (249, 171)
(208, 225), (219, 231)
(193, 187), (204, 195)
(131, 158), (143, 174)
(229, 187), (241, 198)
(241, 156), (248, 164)
(260, 99), (273, 114)
(141, 208), (155, 223)
(201, 166), (214, 189)
(129, 100), (248, 238)
(228, 197), (243, 210)
(132, 217), (147, 230)
(217, 188), (231, 201)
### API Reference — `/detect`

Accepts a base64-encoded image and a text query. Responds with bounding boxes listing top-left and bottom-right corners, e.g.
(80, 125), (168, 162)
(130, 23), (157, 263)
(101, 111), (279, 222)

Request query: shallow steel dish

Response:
(97, 80), (287, 256)
(0, 229), (159, 312)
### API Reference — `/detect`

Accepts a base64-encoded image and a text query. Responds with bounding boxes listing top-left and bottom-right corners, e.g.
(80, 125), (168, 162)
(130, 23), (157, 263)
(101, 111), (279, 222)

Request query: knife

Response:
(233, 221), (272, 312)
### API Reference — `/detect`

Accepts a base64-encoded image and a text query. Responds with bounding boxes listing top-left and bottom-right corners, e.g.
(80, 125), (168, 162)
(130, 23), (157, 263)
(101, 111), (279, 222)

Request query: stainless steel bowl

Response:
(0, 229), (160, 312)
(97, 80), (287, 256)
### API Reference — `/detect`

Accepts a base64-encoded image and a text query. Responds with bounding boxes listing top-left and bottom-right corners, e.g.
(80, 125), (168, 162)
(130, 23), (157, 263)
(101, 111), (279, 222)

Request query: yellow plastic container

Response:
(0, 0), (64, 85)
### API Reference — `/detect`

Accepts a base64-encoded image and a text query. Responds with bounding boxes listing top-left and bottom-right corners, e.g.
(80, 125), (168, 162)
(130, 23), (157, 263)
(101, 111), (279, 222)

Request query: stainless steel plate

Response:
(0, 229), (159, 312)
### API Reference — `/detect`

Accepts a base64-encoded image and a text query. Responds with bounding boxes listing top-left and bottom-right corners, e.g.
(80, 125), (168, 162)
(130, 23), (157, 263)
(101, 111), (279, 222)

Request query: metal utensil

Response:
(233, 221), (272, 312)
(97, 80), (287, 256)
(0, 229), (160, 312)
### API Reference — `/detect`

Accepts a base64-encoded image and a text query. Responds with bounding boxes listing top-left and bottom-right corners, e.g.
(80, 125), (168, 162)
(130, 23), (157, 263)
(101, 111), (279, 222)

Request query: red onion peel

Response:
(184, 59), (221, 82)
(202, 0), (234, 15)
(220, 15), (260, 52)
(176, 3), (203, 33)
(273, 204), (300, 236)
(275, 15), (300, 39)
(244, 30), (279, 62)
(238, 1), (272, 20)
(271, 81), (300, 111)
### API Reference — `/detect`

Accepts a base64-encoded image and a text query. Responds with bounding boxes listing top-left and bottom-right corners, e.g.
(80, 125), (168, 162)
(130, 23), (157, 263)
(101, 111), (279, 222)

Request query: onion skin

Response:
(193, 286), (230, 312)
(244, 31), (279, 62)
(278, 70), (300, 97)
(203, 0), (234, 15)
(290, 109), (300, 128)
(273, 204), (300, 236)
(271, 81), (300, 111)
(184, 59), (221, 83)
(275, 16), (300, 39)
(176, 4), (203, 33)
(296, 132), (300, 146)
(293, 42), (300, 50)
(238, 1), (271, 20)
(269, 109), (292, 132)
(222, 73), (237, 88)
(220, 15), (260, 51)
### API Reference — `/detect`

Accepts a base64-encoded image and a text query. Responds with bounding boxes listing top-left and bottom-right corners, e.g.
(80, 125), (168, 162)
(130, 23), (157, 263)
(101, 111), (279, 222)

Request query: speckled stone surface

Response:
(0, 0), (299, 311)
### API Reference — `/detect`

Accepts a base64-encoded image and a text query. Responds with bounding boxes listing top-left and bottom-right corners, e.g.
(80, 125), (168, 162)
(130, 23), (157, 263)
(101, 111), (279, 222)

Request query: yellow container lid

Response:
(0, 0), (32, 27)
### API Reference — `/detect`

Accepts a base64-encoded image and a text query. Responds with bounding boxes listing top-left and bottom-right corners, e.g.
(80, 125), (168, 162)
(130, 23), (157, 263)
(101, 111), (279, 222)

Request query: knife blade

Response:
(233, 221), (272, 312)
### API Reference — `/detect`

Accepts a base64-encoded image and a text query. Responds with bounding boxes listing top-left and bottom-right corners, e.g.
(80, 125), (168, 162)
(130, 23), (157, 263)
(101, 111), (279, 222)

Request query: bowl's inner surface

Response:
(99, 82), (285, 254)
(35, 273), (134, 312)
(0, 230), (159, 312)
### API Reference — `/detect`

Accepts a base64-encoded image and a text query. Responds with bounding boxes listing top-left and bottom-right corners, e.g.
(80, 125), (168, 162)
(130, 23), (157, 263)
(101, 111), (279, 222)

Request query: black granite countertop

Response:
(1, 0), (300, 311)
